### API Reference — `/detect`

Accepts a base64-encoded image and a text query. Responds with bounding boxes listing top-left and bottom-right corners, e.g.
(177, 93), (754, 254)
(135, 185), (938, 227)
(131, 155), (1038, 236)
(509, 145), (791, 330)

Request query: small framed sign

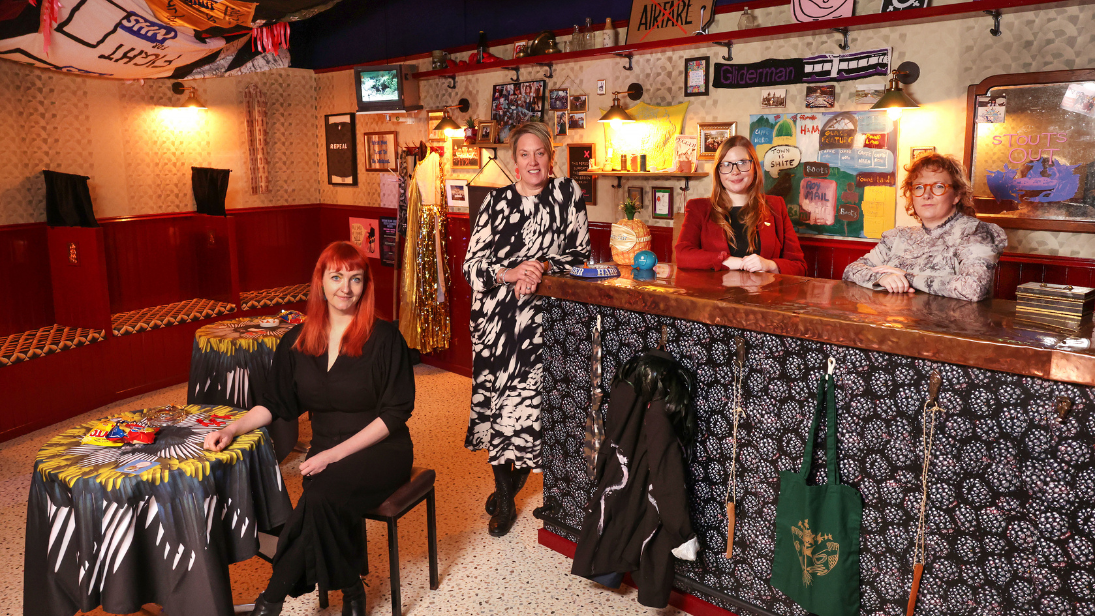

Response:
(567, 142), (596, 205)
(696, 122), (736, 160)
(451, 138), (481, 169)
(652, 186), (674, 219)
(364, 131), (397, 173)
(325, 113), (357, 185)
(684, 57), (709, 97)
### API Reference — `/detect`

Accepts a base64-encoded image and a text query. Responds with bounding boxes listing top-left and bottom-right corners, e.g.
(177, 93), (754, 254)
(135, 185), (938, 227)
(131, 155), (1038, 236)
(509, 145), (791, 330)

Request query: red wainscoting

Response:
(4, 211), (1094, 444)
(0, 223), (54, 337)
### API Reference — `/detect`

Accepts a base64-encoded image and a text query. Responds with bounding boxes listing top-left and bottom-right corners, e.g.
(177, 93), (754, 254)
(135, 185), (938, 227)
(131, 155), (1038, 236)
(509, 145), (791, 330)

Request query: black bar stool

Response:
(318, 466), (439, 616)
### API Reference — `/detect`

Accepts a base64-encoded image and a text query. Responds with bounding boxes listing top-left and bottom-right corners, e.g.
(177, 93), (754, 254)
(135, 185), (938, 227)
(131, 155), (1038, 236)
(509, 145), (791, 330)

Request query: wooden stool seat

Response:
(318, 466), (439, 616)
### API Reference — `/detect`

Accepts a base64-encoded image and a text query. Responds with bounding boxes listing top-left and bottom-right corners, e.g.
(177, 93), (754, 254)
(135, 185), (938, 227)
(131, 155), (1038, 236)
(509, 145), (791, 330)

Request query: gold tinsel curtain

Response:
(398, 152), (450, 353)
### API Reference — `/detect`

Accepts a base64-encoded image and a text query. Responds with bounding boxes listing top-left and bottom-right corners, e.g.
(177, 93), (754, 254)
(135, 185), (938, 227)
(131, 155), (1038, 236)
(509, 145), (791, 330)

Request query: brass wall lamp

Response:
(870, 61), (920, 119)
(433, 98), (470, 132)
(171, 81), (206, 109)
(598, 83), (644, 125)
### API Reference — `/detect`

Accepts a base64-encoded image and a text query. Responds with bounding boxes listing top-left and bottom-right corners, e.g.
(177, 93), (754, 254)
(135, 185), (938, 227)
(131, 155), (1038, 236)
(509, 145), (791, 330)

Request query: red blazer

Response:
(675, 195), (807, 275)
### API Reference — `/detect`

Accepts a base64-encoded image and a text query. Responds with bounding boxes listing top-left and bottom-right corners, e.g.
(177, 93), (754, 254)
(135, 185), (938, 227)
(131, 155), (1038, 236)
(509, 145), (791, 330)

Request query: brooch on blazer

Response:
(764, 221), (771, 226)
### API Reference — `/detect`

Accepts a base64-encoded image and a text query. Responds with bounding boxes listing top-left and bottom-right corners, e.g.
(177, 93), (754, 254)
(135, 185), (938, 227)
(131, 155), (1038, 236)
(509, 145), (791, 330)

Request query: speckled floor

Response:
(7, 365), (685, 616)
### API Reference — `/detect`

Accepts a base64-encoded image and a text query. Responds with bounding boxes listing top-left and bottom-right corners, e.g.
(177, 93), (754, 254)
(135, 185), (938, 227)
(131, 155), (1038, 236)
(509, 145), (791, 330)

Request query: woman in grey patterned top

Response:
(843, 153), (1006, 301)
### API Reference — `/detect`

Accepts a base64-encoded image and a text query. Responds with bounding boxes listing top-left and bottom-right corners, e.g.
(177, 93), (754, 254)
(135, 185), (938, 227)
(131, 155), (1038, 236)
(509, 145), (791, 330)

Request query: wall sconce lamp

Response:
(171, 81), (206, 109)
(598, 83), (644, 128)
(870, 61), (919, 120)
(433, 98), (470, 135)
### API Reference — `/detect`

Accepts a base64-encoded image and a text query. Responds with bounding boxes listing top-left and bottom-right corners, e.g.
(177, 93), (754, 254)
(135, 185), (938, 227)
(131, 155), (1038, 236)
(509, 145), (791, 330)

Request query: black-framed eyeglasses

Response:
(912, 182), (952, 197)
(717, 159), (753, 174)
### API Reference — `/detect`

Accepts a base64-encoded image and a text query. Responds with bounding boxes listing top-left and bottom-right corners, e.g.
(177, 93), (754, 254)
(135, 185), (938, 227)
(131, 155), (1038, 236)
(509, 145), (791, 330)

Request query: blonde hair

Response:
(709, 135), (770, 253)
(901, 153), (976, 222)
(508, 122), (555, 171)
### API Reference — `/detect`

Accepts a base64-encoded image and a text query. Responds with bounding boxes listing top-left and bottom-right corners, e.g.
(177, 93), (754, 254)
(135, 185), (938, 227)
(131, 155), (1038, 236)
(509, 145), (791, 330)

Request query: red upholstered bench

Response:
(0, 325), (105, 367)
(239, 284), (310, 311)
(111, 299), (236, 337)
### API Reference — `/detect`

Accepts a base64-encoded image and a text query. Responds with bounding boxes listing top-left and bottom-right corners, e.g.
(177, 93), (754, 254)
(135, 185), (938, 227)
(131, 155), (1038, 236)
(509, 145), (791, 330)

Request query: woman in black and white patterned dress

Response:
(463, 122), (590, 537)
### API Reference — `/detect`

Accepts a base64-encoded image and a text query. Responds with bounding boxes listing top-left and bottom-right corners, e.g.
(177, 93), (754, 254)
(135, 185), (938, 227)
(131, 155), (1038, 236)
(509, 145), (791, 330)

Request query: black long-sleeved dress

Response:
(462, 177), (590, 469)
(263, 319), (415, 597)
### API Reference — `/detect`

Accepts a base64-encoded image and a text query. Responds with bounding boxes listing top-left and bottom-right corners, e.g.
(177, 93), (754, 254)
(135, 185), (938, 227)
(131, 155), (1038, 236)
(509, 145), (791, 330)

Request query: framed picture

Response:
(684, 56), (709, 97)
(428, 110), (445, 140)
(569, 94), (588, 112)
(554, 111), (568, 137)
(761, 88), (787, 109)
(450, 138), (481, 169)
(911, 146), (935, 160)
(964, 69), (1095, 232)
(476, 120), (496, 144)
(325, 113), (357, 185)
(597, 79), (606, 95)
(445, 179), (469, 210)
(567, 142), (596, 205)
(805, 84), (836, 109)
(626, 186), (644, 209)
(364, 131), (398, 172)
(512, 40), (528, 59)
(696, 122), (736, 160)
(674, 135), (698, 172)
(652, 186), (674, 219)
(568, 113), (585, 130)
(491, 80), (546, 142)
(549, 88), (569, 111)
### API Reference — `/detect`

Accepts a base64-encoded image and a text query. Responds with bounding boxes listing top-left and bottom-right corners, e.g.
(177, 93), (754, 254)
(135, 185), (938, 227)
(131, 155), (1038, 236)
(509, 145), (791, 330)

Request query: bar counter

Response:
(534, 266), (1095, 616)
(540, 267), (1095, 387)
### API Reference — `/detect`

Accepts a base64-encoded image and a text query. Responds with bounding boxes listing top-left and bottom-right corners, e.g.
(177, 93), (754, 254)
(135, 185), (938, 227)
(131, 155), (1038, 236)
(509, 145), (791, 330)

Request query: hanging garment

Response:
(572, 350), (700, 608)
(398, 152), (450, 353)
(770, 360), (862, 616)
(42, 170), (98, 227)
(192, 167), (231, 216)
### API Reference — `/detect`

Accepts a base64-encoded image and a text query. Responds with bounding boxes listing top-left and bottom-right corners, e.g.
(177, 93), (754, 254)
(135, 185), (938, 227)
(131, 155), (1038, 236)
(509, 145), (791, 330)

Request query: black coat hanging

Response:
(43, 170), (98, 227)
(191, 167), (231, 216)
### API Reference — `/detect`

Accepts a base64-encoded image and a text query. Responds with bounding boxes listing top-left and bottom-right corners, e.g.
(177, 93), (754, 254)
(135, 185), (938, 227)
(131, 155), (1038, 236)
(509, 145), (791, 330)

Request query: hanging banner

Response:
(145, 0), (256, 31)
(600, 101), (689, 172)
(713, 48), (890, 90)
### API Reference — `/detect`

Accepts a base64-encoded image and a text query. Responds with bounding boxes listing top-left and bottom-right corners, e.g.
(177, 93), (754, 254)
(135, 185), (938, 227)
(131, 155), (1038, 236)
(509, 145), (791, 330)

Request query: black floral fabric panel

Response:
(540, 297), (1095, 616)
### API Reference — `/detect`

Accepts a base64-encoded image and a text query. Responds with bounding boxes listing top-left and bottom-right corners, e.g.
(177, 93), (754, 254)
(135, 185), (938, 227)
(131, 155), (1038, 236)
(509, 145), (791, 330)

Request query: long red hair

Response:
(293, 241), (376, 357)
(709, 135), (771, 253)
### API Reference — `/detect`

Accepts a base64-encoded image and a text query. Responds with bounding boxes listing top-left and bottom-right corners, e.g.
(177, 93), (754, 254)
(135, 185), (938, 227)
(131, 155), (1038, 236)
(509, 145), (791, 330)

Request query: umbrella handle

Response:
(906, 562), (924, 616)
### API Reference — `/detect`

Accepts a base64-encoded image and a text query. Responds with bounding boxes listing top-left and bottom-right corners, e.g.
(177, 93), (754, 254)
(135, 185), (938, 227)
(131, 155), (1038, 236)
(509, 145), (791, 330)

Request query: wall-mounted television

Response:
(354, 64), (421, 114)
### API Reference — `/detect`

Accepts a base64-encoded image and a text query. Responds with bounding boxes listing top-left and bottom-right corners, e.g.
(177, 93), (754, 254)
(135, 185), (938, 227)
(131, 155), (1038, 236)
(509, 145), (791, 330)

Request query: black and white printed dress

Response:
(463, 177), (590, 469)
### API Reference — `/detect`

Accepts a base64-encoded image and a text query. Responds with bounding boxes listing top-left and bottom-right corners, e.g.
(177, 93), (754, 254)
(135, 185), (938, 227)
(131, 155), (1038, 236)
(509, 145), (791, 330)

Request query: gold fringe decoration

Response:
(398, 154), (451, 353)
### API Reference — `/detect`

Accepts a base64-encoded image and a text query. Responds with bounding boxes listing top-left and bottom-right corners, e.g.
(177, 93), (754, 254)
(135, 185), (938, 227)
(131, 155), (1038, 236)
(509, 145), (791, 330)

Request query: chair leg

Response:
(427, 489), (439, 590)
(319, 588), (329, 609)
(387, 518), (401, 616)
(361, 519), (370, 577)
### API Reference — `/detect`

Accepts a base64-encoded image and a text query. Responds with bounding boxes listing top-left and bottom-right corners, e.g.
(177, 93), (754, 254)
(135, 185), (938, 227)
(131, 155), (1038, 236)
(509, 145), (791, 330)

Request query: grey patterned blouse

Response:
(842, 212), (1007, 301)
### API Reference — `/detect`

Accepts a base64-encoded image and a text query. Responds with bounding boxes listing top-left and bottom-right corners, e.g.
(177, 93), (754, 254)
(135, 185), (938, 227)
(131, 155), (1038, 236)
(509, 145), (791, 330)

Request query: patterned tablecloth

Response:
(188, 316), (302, 460)
(24, 405), (292, 616)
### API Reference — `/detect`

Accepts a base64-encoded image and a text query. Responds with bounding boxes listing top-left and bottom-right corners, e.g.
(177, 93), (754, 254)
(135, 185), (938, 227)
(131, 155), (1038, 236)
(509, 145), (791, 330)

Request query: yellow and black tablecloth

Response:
(24, 404), (291, 616)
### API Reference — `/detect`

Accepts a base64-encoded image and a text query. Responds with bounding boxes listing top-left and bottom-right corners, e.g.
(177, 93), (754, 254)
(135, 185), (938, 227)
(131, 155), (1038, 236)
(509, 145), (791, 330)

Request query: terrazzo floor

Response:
(7, 364), (686, 616)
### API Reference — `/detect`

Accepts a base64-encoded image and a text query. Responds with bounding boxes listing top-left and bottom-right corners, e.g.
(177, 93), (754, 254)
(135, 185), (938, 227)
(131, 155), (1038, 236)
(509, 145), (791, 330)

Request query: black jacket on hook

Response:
(571, 350), (699, 608)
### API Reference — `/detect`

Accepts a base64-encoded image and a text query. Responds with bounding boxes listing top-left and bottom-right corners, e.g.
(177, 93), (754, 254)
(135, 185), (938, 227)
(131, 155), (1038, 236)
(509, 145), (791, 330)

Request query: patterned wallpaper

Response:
(1, 1), (1092, 259)
(0, 63), (319, 225)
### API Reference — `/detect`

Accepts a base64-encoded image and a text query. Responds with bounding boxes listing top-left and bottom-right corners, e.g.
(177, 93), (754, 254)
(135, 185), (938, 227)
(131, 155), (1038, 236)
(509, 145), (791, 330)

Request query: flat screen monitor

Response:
(354, 64), (419, 113)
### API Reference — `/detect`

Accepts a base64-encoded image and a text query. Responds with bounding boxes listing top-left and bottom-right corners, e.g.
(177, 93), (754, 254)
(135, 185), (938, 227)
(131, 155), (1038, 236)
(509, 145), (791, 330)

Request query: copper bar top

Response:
(539, 266), (1095, 387)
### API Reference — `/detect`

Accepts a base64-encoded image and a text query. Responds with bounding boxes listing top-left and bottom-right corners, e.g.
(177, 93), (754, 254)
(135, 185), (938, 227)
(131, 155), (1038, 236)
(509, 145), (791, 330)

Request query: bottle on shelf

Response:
(571, 24), (583, 52)
(477, 30), (487, 62)
(737, 7), (760, 30)
(585, 17), (596, 49)
(602, 18), (615, 48)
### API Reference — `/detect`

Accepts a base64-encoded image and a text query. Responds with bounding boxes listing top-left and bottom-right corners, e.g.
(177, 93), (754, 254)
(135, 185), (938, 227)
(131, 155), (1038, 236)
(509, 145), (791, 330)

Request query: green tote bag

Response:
(770, 361), (862, 616)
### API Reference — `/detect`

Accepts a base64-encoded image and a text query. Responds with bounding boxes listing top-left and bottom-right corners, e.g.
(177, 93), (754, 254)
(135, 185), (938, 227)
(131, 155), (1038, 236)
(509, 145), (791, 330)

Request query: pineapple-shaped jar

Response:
(610, 197), (651, 265)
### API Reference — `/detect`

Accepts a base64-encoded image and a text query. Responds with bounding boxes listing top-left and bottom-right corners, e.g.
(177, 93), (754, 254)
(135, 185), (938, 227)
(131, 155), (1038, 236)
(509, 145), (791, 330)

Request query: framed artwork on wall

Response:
(696, 122), (736, 160)
(445, 179), (469, 211)
(626, 186), (644, 209)
(451, 138), (481, 169)
(428, 110), (445, 140)
(549, 88), (569, 111)
(325, 113), (357, 185)
(569, 94), (588, 112)
(911, 146), (935, 160)
(476, 120), (497, 144)
(684, 56), (709, 97)
(965, 68), (1095, 232)
(652, 186), (674, 219)
(567, 142), (596, 205)
(364, 131), (397, 173)
(491, 79), (546, 142)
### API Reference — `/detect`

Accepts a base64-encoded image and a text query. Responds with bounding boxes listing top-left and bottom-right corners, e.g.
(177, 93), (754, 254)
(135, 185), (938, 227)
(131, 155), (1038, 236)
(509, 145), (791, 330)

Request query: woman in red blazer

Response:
(675, 135), (806, 275)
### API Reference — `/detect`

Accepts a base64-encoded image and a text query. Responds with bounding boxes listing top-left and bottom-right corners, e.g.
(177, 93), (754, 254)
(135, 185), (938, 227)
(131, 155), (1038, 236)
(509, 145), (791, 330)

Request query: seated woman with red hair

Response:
(205, 241), (415, 616)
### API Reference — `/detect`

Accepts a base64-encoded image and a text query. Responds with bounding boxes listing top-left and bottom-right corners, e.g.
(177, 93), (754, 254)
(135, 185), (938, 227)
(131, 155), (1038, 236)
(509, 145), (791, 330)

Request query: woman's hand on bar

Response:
(740, 254), (777, 273)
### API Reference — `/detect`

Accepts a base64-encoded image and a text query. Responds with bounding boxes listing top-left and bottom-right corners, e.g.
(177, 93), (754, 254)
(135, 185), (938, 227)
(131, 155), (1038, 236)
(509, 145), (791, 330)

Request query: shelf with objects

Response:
(580, 171), (709, 190)
(411, 0), (1074, 83)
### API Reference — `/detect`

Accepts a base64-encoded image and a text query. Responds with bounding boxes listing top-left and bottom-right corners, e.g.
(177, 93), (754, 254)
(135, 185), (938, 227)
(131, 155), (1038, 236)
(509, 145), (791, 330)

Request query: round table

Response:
(23, 404), (292, 616)
(188, 316), (301, 460)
